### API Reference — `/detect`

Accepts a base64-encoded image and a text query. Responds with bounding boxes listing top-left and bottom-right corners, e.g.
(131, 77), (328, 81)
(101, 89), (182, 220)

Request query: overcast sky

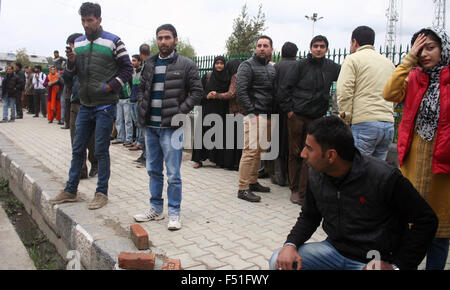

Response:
(0, 0), (444, 58)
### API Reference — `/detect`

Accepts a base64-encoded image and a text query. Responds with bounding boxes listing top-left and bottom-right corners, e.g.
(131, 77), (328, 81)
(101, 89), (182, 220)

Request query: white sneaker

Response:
(167, 216), (182, 231)
(133, 208), (164, 222)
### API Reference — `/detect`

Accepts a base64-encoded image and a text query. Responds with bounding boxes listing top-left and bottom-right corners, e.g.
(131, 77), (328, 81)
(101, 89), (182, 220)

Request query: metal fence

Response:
(193, 44), (410, 76)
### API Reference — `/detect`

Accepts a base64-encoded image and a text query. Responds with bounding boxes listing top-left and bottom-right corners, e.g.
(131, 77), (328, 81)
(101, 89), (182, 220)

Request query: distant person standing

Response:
(279, 36), (340, 205)
(43, 66), (62, 124)
(236, 35), (276, 203)
(32, 65), (47, 118)
(53, 50), (66, 71)
(1, 66), (17, 122)
(50, 2), (133, 210)
(14, 62), (25, 119)
(133, 24), (203, 230)
(24, 66), (35, 115)
(337, 26), (395, 161)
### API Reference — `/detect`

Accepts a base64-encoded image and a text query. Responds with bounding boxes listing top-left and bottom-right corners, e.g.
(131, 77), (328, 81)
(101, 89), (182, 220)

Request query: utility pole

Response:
(385, 0), (399, 56)
(433, 0), (447, 30)
(305, 13), (324, 37)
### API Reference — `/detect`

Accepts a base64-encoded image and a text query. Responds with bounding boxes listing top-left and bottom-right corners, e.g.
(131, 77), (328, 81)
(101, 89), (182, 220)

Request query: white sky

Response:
(0, 0), (444, 58)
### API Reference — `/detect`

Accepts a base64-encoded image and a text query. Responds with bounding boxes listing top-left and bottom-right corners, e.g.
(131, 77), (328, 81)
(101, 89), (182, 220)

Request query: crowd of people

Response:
(0, 1), (448, 270)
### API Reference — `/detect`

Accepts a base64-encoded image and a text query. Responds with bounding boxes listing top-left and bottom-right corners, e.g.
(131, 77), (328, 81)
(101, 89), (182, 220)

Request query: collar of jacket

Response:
(307, 53), (326, 65)
(252, 54), (271, 65)
(86, 26), (104, 42)
(149, 50), (179, 65)
(321, 150), (365, 186)
(355, 45), (375, 53)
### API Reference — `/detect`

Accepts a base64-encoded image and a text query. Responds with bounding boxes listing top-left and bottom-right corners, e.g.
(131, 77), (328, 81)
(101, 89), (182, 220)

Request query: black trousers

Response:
(33, 89), (47, 117)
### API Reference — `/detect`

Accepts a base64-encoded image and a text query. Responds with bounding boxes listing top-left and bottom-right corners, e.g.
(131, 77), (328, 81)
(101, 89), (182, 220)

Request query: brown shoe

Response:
(290, 192), (304, 206)
(50, 190), (78, 205)
(88, 193), (108, 210)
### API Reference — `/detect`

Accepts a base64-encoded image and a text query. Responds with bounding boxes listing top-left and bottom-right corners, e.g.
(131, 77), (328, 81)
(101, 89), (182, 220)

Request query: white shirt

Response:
(32, 72), (46, 90)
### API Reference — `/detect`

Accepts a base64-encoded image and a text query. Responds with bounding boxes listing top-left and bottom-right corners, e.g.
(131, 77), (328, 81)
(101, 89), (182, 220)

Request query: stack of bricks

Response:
(117, 224), (182, 270)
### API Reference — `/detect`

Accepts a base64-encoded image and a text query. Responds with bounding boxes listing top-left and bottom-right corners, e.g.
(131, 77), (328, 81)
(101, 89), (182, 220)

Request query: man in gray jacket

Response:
(236, 35), (276, 203)
(133, 24), (203, 231)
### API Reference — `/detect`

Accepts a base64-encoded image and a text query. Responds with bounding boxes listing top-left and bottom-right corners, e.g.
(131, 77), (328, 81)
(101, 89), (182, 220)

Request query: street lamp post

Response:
(305, 13), (324, 37)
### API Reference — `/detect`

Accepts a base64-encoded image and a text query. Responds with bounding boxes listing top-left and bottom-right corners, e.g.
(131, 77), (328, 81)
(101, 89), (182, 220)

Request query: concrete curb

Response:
(0, 133), (142, 270)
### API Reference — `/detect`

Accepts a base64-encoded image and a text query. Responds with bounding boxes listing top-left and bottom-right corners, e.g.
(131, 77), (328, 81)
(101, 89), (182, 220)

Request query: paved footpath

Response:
(0, 107), (448, 270)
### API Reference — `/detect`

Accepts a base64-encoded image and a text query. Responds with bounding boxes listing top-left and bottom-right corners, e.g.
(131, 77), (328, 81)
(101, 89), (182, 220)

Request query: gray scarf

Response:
(415, 28), (450, 142)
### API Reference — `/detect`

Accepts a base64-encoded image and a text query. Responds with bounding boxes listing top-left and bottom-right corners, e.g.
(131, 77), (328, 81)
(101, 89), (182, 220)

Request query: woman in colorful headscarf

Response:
(192, 56), (231, 169)
(383, 28), (450, 270)
(43, 66), (62, 124)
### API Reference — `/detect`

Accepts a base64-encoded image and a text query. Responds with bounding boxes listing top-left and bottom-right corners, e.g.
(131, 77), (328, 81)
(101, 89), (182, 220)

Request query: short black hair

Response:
(79, 2), (101, 18)
(132, 54), (141, 62)
(281, 42), (298, 58)
(54, 50), (59, 54)
(310, 35), (329, 48)
(156, 24), (177, 38)
(139, 43), (151, 56)
(258, 35), (273, 47)
(307, 116), (356, 162)
(34, 65), (42, 71)
(351, 26), (375, 46)
(15, 62), (22, 69)
(67, 33), (83, 45)
(411, 28), (442, 47)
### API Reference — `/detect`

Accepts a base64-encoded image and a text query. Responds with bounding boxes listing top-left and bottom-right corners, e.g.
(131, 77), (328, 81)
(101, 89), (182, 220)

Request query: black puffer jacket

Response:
(236, 55), (275, 115)
(1, 74), (17, 98)
(137, 51), (203, 128)
(279, 54), (340, 118)
(14, 70), (26, 92)
(285, 152), (438, 270)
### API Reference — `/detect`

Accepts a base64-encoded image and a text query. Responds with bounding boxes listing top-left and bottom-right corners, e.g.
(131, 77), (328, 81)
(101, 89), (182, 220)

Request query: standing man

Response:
(236, 35), (276, 203)
(32, 65), (47, 118)
(337, 26), (395, 161)
(1, 66), (17, 122)
(50, 2), (133, 210)
(133, 43), (152, 166)
(279, 35), (341, 205)
(24, 66), (35, 115)
(272, 41), (298, 187)
(14, 62), (25, 119)
(128, 54), (145, 151)
(269, 116), (438, 270)
(133, 24), (203, 230)
(53, 50), (66, 72)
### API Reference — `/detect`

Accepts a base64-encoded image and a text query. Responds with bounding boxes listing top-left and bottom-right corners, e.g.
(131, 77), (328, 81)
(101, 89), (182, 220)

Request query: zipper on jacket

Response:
(86, 40), (93, 105)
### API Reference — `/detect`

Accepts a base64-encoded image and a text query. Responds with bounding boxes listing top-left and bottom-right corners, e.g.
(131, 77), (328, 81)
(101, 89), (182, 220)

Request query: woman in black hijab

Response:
(192, 56), (231, 168)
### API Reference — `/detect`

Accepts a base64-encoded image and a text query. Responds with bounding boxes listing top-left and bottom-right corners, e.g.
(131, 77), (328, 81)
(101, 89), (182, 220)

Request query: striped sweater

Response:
(65, 26), (133, 107)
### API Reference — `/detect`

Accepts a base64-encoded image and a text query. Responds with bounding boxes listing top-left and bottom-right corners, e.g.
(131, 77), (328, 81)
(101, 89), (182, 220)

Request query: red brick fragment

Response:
(118, 252), (155, 270)
(162, 258), (182, 270)
(130, 224), (149, 250)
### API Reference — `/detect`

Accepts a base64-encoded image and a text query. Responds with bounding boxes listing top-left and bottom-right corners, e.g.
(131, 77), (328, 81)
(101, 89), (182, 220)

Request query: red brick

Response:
(118, 252), (155, 270)
(162, 258), (182, 270)
(130, 224), (149, 250)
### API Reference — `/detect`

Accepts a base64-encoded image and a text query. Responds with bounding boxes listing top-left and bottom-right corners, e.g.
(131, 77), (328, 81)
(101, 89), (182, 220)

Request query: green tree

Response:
(146, 38), (197, 59)
(226, 4), (267, 56)
(15, 48), (32, 68)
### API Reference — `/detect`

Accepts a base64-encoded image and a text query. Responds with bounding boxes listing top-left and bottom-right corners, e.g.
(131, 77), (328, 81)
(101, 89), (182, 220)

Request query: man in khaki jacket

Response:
(337, 26), (395, 161)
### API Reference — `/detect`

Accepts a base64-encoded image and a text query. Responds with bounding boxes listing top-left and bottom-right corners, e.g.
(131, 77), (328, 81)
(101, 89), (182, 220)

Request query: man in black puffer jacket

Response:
(279, 35), (340, 206)
(236, 35), (276, 203)
(133, 24), (202, 231)
(269, 116), (438, 270)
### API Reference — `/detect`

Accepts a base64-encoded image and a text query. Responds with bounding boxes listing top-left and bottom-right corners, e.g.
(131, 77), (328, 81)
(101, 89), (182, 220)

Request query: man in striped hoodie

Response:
(50, 2), (133, 210)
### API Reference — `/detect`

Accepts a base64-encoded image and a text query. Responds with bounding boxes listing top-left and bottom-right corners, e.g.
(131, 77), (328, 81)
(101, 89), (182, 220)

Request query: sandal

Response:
(129, 145), (144, 151)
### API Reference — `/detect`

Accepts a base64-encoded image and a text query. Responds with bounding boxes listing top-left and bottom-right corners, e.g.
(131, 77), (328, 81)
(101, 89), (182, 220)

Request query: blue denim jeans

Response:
(116, 99), (133, 143)
(130, 103), (145, 146)
(65, 105), (117, 195)
(269, 240), (366, 270)
(146, 127), (183, 217)
(352, 121), (394, 161)
(2, 95), (16, 120)
(426, 238), (450, 270)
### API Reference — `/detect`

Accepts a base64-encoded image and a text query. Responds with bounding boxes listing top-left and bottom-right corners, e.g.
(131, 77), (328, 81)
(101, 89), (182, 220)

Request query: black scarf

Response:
(205, 56), (230, 94)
